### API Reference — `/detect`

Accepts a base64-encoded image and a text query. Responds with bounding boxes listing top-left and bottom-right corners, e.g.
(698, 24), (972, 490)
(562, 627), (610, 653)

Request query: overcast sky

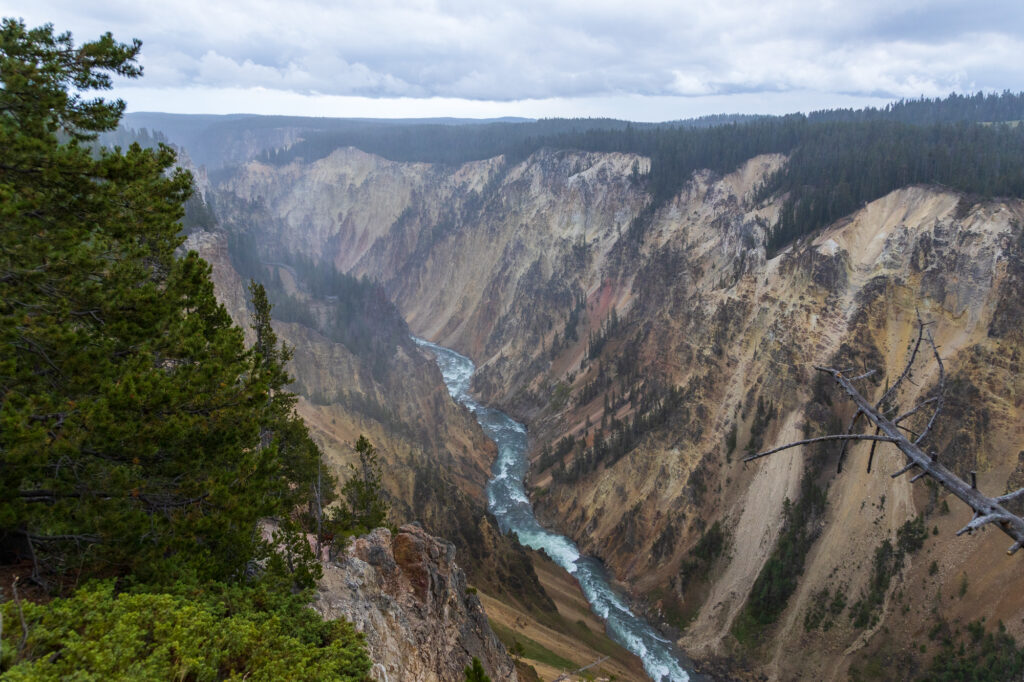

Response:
(5, 0), (1024, 121)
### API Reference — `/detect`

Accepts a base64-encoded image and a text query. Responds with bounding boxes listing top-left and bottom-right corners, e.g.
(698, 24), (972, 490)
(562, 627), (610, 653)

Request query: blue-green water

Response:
(414, 338), (696, 682)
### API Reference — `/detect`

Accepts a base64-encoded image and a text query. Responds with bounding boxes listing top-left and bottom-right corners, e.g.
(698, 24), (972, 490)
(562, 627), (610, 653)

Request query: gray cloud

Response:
(5, 0), (1024, 104)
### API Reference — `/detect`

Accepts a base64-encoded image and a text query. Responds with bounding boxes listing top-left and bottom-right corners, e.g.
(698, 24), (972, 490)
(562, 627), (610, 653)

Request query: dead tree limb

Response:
(745, 434), (899, 463)
(866, 426), (881, 473)
(835, 409), (864, 473)
(745, 318), (1024, 555)
(914, 331), (945, 446)
(873, 313), (928, 412)
(891, 397), (939, 425)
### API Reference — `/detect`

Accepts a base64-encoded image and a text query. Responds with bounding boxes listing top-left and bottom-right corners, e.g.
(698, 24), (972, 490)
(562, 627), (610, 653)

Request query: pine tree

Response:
(0, 19), (372, 680)
(250, 278), (290, 378)
(0, 18), (312, 585)
(463, 657), (492, 682)
(248, 279), (335, 539)
(333, 435), (389, 534)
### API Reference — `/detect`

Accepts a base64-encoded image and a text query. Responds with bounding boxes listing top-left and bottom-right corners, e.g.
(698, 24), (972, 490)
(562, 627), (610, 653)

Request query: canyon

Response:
(175, 117), (1024, 680)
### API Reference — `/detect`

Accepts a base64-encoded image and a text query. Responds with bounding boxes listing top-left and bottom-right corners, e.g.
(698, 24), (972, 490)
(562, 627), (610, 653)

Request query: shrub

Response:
(0, 581), (370, 680)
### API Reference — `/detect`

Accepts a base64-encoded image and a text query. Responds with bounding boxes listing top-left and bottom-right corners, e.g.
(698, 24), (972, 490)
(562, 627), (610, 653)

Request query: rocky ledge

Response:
(315, 523), (517, 682)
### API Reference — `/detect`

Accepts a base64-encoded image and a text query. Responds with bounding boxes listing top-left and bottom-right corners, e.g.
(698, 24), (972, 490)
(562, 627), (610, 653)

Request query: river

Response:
(413, 338), (697, 682)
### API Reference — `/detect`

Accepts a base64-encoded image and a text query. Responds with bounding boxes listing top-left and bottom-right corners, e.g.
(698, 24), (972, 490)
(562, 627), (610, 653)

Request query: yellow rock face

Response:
(209, 146), (1024, 679)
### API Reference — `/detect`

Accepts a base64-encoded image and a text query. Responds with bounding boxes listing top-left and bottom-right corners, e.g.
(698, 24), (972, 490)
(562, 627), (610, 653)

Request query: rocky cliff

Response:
(209, 145), (1024, 679)
(315, 524), (518, 682)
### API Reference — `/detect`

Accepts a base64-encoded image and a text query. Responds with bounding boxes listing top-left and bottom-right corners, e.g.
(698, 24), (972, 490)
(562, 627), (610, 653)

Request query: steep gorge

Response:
(182, 229), (551, 617)
(207, 143), (1024, 679)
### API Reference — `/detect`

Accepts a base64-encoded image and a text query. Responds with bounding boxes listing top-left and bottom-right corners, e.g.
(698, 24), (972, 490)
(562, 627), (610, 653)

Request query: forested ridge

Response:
(258, 91), (1024, 250)
(0, 19), (377, 679)
(761, 119), (1024, 250)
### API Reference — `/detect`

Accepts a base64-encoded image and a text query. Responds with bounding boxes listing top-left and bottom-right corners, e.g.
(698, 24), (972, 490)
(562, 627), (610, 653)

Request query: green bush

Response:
(849, 540), (897, 629)
(464, 657), (492, 682)
(679, 520), (728, 590)
(921, 620), (1024, 681)
(0, 581), (371, 680)
(849, 517), (929, 629)
(897, 516), (927, 554)
(739, 475), (826, 628)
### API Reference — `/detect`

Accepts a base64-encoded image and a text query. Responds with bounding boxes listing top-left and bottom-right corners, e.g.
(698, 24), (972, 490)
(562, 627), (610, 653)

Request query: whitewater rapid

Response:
(414, 337), (696, 682)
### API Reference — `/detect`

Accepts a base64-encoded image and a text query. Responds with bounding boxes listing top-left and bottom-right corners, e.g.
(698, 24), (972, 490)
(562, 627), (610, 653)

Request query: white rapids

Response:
(414, 337), (698, 682)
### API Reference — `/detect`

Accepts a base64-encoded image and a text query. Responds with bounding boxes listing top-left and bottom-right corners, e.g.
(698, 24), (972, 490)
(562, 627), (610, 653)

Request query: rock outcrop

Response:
(315, 524), (517, 682)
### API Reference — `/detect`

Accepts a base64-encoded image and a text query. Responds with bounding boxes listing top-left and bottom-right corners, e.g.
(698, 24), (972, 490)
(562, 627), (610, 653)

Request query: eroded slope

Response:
(212, 146), (1024, 679)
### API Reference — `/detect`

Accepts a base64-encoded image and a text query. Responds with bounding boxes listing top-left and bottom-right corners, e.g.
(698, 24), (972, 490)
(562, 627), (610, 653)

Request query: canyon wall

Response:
(209, 146), (1024, 679)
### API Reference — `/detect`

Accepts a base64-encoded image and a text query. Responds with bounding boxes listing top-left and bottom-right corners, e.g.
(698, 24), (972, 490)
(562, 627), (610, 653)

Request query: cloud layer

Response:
(6, 0), (1024, 114)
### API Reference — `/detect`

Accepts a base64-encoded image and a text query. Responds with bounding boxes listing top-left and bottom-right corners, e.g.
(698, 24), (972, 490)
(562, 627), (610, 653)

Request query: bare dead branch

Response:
(553, 656), (611, 681)
(956, 512), (1015, 536)
(745, 434), (899, 462)
(866, 427), (882, 473)
(914, 330), (945, 446)
(892, 397), (939, 425)
(995, 488), (1024, 504)
(895, 424), (920, 439)
(891, 460), (919, 478)
(836, 409), (864, 473)
(833, 365), (1024, 554)
(753, 317), (1024, 555)
(875, 313), (927, 411)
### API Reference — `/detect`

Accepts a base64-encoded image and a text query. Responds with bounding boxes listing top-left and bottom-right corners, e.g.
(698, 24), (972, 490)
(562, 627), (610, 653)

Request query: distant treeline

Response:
(806, 90), (1024, 125)
(761, 120), (1024, 251)
(259, 117), (643, 166)
(98, 125), (169, 149)
(260, 91), (1024, 249)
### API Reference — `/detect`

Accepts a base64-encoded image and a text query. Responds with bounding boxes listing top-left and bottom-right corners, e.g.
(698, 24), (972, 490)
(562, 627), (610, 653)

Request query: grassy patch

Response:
(519, 594), (637, 667)
(490, 620), (579, 671)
